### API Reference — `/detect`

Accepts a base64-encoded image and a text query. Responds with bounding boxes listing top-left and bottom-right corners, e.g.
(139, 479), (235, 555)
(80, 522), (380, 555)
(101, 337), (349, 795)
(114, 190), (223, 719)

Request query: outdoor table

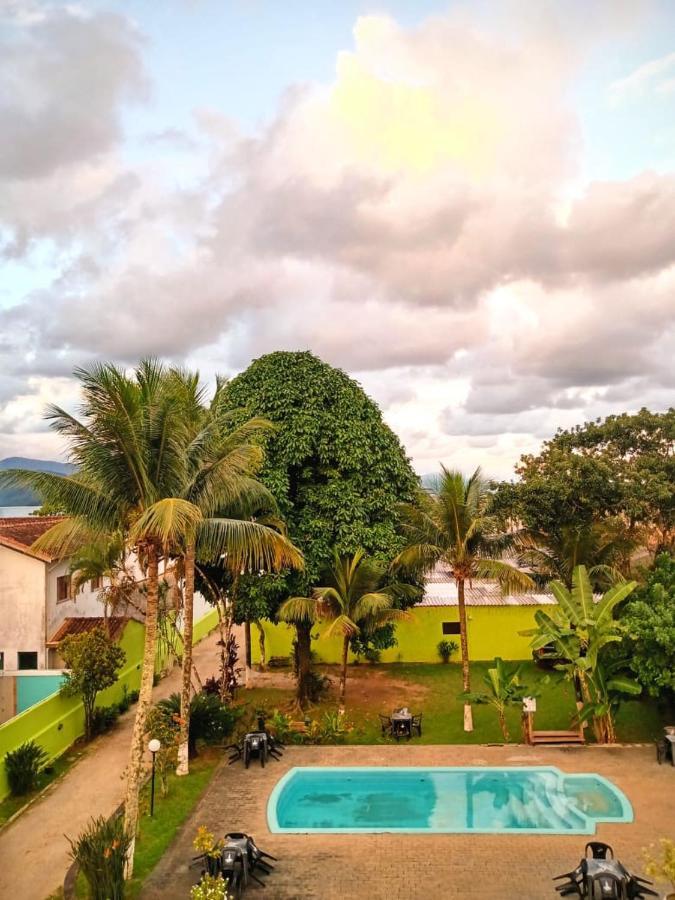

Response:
(391, 708), (413, 740)
(244, 731), (268, 767)
(582, 858), (630, 897)
(666, 732), (675, 765)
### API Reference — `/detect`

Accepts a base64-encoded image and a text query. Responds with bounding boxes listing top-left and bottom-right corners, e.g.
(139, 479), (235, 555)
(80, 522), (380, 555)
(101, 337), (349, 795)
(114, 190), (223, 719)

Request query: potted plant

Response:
(643, 839), (675, 900)
(437, 639), (458, 664)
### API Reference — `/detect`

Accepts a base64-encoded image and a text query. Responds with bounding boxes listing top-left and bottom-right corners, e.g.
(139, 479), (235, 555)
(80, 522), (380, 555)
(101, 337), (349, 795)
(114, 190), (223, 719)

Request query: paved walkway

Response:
(0, 628), (226, 900)
(144, 743), (674, 900)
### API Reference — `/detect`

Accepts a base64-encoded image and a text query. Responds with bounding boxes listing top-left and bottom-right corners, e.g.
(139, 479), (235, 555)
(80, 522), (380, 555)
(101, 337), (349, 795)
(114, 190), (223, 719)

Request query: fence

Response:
(0, 608), (219, 801)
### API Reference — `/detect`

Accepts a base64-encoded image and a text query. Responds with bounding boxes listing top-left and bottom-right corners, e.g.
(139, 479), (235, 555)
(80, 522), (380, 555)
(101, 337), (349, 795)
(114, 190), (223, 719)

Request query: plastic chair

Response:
(585, 842), (614, 860)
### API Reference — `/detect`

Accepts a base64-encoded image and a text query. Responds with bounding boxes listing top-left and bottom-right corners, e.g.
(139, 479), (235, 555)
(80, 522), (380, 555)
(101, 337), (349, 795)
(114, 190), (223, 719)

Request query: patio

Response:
(142, 743), (673, 900)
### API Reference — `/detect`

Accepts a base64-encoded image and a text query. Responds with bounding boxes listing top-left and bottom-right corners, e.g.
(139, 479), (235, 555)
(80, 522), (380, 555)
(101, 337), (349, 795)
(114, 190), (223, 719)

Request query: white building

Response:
(0, 516), (111, 672)
(0, 515), (212, 674)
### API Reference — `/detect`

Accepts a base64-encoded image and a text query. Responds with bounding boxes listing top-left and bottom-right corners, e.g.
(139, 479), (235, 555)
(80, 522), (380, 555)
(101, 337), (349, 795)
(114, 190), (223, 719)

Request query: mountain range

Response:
(0, 457), (75, 507)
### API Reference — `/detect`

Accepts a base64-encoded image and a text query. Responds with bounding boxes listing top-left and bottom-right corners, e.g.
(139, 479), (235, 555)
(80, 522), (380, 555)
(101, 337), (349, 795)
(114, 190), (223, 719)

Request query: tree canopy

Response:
(494, 408), (674, 548)
(220, 351), (420, 619)
(623, 553), (675, 698)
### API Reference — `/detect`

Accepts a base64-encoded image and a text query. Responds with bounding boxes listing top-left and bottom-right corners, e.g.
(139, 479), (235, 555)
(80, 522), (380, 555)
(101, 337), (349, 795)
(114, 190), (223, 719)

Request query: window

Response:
(90, 576), (102, 590)
(18, 651), (38, 670)
(56, 575), (72, 602)
(442, 621), (461, 635)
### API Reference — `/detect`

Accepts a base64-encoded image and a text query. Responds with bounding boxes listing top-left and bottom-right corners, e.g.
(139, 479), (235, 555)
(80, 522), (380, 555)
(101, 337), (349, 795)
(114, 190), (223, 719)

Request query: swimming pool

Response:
(268, 767), (633, 835)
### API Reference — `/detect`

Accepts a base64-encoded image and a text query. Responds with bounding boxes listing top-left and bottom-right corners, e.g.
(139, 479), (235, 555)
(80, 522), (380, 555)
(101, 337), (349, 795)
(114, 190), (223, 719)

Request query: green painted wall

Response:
(0, 609), (217, 801)
(251, 604), (550, 666)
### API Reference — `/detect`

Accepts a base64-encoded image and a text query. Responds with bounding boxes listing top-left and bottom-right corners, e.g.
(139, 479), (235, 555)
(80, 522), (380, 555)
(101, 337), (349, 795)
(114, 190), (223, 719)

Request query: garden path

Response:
(0, 626), (230, 900)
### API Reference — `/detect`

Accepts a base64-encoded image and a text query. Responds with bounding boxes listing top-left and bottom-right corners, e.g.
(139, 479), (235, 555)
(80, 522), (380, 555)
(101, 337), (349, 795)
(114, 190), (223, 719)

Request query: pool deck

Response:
(142, 743), (674, 900)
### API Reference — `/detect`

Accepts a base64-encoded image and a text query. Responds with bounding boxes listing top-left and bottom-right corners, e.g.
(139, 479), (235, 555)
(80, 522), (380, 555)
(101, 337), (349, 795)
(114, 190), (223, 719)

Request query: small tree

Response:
(60, 628), (125, 741)
(463, 657), (529, 742)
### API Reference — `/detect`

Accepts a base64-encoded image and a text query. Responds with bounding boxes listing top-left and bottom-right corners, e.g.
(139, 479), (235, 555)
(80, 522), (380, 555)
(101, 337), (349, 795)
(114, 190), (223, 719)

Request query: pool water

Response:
(268, 767), (632, 835)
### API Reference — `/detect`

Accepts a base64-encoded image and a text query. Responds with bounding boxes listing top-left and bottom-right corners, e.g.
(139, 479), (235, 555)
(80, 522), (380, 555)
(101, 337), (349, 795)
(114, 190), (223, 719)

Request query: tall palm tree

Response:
(394, 466), (534, 731)
(280, 550), (410, 706)
(0, 360), (302, 873)
(169, 371), (303, 776)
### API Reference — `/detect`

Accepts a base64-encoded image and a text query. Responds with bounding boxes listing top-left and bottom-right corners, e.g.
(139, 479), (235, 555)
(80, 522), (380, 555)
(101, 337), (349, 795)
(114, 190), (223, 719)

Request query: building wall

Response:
(0, 544), (47, 670)
(45, 559), (108, 644)
(250, 604), (549, 666)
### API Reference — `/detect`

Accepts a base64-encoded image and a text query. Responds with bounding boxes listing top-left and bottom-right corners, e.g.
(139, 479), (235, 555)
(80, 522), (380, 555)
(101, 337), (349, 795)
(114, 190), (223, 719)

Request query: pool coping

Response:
(267, 765), (634, 835)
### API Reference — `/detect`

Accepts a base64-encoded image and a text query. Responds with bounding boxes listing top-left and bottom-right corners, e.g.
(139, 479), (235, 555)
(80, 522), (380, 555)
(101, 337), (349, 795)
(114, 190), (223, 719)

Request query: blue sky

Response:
(1, 1), (674, 475)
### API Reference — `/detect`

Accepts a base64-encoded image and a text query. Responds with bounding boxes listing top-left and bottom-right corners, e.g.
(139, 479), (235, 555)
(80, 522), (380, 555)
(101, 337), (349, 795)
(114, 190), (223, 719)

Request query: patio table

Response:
(391, 708), (413, 740)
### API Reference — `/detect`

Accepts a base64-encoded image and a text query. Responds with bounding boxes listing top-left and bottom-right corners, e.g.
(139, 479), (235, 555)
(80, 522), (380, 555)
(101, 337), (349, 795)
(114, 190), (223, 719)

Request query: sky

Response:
(1, 0), (674, 479)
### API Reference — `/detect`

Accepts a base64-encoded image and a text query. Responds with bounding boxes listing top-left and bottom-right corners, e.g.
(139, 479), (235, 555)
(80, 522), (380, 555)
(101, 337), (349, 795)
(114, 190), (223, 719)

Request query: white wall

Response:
(0, 545), (47, 670)
(45, 559), (109, 644)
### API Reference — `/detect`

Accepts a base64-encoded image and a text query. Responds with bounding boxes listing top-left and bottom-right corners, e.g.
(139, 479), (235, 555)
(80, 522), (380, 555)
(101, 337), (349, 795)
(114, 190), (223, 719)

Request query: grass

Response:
(0, 746), (84, 828)
(74, 748), (220, 899)
(242, 661), (669, 745)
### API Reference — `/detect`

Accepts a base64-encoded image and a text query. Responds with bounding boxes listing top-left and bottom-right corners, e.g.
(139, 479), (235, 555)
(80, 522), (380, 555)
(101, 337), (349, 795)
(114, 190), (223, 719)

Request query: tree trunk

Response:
(176, 540), (195, 777)
(498, 709), (509, 742)
(457, 578), (473, 732)
(339, 636), (349, 706)
(243, 619), (252, 688)
(123, 544), (160, 877)
(254, 620), (266, 671)
(295, 622), (312, 709)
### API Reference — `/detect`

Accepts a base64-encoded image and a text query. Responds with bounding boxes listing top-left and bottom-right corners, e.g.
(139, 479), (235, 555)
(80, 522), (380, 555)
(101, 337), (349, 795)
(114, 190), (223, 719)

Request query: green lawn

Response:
(242, 661), (668, 745)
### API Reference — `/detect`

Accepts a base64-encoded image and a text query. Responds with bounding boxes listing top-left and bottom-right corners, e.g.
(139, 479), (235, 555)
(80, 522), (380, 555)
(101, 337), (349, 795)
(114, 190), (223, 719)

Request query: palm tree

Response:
(0, 360), (302, 873)
(516, 519), (635, 589)
(525, 565), (639, 743)
(280, 550), (409, 706)
(169, 373), (303, 776)
(394, 466), (534, 731)
(277, 594), (319, 709)
(69, 532), (141, 631)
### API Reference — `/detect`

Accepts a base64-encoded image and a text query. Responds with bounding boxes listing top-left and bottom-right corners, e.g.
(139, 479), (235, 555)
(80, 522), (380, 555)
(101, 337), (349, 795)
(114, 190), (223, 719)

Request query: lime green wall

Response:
(0, 609), (217, 801)
(251, 604), (550, 666)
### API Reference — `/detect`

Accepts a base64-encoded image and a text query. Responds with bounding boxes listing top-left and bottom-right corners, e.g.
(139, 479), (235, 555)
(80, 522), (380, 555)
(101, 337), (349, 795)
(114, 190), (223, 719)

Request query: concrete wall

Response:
(0, 544), (47, 670)
(251, 604), (550, 665)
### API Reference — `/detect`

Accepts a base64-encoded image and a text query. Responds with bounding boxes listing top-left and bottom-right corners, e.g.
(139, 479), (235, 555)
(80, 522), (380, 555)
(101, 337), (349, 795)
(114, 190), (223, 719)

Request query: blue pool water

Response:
(268, 767), (632, 835)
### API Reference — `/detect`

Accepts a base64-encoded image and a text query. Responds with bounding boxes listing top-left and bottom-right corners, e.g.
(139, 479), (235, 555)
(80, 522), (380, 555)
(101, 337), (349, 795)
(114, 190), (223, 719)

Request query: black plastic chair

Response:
(656, 738), (674, 765)
(586, 871), (625, 899)
(585, 842), (614, 860)
(379, 714), (393, 736)
(411, 714), (422, 737)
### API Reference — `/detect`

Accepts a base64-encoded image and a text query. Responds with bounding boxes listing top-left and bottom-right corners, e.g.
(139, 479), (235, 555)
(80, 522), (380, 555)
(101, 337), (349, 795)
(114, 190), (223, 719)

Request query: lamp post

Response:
(148, 738), (161, 817)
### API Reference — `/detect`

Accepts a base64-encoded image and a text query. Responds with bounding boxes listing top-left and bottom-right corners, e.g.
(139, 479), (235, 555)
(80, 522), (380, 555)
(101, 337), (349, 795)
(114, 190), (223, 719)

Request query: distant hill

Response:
(0, 457), (75, 506)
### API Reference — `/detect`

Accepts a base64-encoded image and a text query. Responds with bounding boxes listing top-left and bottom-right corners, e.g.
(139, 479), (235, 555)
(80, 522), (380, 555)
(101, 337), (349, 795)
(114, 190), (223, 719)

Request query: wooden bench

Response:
(532, 730), (585, 745)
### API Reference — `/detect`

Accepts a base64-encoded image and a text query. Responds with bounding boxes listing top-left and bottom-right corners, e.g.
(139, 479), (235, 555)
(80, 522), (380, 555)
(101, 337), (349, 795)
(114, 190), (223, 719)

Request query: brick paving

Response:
(142, 743), (675, 900)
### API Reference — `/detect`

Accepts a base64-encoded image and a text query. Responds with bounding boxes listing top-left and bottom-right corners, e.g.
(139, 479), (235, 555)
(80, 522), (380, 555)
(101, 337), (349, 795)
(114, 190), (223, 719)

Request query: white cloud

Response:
(609, 50), (675, 105)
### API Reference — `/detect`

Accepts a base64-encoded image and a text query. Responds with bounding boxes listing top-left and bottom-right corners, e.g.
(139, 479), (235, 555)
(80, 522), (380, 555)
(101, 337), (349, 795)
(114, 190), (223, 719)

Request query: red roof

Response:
(47, 617), (130, 646)
(0, 516), (66, 562)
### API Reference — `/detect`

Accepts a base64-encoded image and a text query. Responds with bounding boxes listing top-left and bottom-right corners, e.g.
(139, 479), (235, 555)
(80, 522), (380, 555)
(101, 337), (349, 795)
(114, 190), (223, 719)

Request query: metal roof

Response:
(418, 570), (556, 608)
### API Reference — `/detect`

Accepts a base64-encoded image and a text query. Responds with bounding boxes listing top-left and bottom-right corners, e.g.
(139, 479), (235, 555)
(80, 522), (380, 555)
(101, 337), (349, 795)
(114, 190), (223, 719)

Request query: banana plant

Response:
(523, 565), (639, 742)
(462, 657), (529, 742)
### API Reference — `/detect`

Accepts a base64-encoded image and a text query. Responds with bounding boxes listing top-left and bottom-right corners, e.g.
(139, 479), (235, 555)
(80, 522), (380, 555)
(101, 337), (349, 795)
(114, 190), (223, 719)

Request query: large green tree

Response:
(623, 553), (675, 698)
(221, 351), (420, 699)
(495, 408), (674, 549)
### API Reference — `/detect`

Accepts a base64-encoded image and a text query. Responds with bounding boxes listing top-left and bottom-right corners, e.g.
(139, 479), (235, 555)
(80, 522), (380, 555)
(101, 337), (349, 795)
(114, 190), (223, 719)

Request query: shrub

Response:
(156, 693), (238, 757)
(4, 740), (48, 795)
(90, 704), (120, 736)
(643, 838), (675, 891)
(68, 815), (131, 900)
(115, 684), (134, 714)
(437, 639), (458, 663)
(268, 710), (293, 743)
